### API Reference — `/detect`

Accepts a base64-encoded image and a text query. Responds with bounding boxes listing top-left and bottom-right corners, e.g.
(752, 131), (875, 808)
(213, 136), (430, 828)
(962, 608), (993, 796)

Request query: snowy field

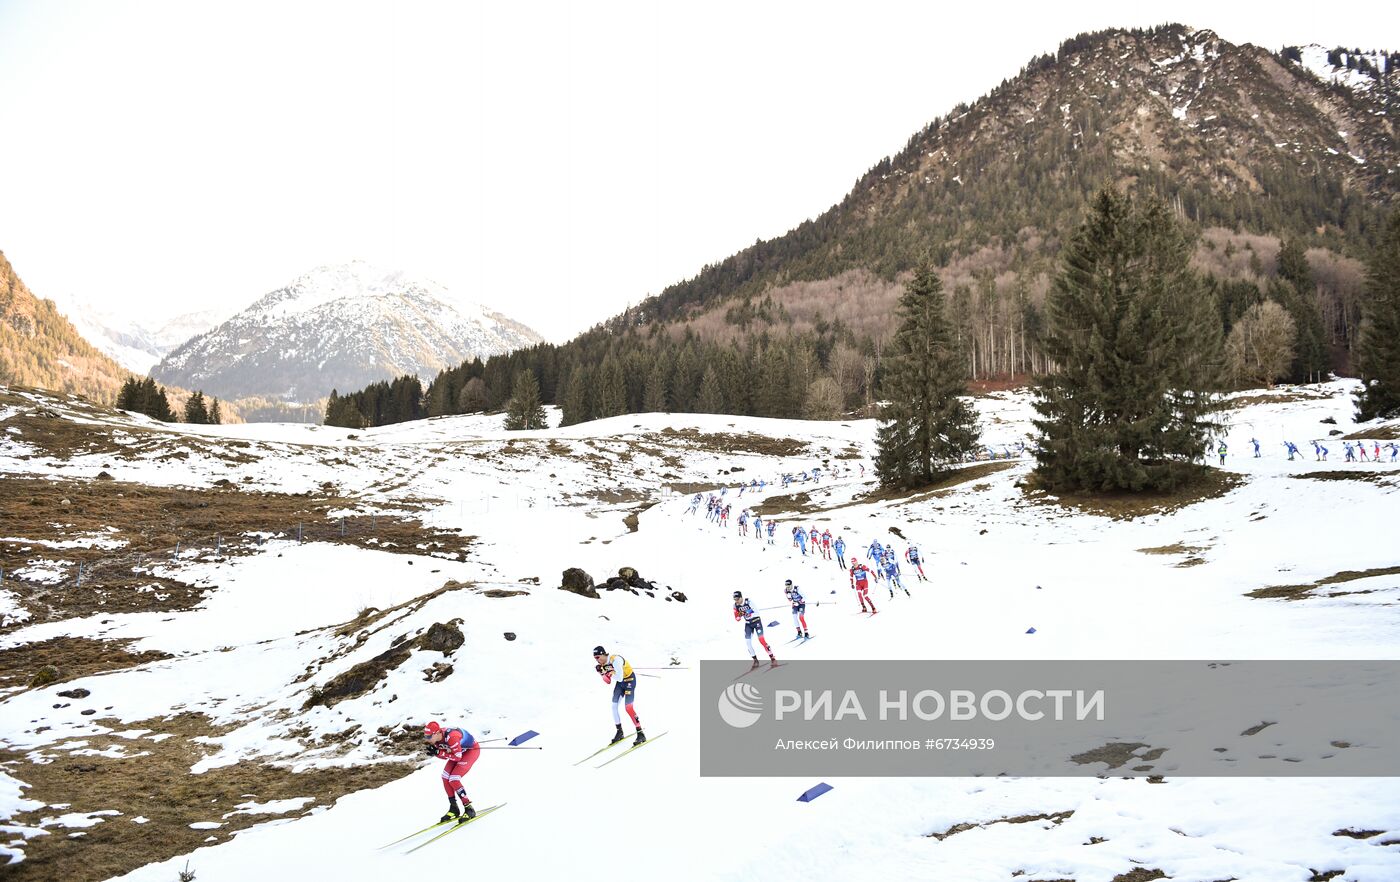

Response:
(1, 380), (1399, 881)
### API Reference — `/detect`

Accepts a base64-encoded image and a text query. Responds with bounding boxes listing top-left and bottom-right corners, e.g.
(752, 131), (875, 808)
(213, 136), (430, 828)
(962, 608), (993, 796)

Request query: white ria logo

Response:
(718, 683), (764, 728)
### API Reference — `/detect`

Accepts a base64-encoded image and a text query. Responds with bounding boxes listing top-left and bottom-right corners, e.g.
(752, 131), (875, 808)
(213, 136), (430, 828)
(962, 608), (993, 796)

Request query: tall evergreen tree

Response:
(503, 370), (548, 430)
(874, 262), (980, 488)
(1032, 188), (1224, 493)
(1275, 238), (1327, 383)
(143, 378), (175, 422)
(184, 390), (209, 424)
(696, 365), (725, 413)
(208, 398), (223, 425)
(643, 359), (669, 412)
(594, 355), (626, 418)
(1355, 212), (1400, 420)
(559, 366), (592, 426)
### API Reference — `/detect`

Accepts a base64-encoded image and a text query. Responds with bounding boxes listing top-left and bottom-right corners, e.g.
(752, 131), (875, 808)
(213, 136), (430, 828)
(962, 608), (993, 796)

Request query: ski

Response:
(574, 738), (630, 766)
(596, 731), (668, 768)
(403, 804), (505, 853)
(379, 817), (458, 850)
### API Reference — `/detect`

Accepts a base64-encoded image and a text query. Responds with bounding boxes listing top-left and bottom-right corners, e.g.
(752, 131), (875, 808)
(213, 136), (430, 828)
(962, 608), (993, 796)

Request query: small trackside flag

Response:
(1025, 627), (1037, 634)
(768, 620), (780, 627)
(797, 783), (833, 802)
(510, 730), (539, 746)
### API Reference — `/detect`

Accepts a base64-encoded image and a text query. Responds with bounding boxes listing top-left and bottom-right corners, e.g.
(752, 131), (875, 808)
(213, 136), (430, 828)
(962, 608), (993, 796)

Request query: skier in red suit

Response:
(425, 720), (479, 822)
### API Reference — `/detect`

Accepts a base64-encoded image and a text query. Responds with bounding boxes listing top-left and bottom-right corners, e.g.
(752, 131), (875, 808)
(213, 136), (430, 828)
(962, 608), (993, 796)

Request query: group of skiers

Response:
(421, 642), (648, 826)
(1227, 437), (1399, 464)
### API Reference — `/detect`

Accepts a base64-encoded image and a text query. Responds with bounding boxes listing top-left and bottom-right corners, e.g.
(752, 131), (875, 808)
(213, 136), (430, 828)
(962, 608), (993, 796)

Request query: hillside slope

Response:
(0, 252), (130, 404)
(634, 26), (1397, 332)
(1, 380), (1398, 880)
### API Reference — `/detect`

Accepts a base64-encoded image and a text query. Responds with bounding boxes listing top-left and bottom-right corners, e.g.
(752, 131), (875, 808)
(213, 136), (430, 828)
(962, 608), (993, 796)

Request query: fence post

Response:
(371, 514), (376, 531)
(215, 534), (221, 554)
(174, 541), (180, 559)
(77, 561), (83, 586)
(297, 523), (303, 543)
(340, 517), (346, 537)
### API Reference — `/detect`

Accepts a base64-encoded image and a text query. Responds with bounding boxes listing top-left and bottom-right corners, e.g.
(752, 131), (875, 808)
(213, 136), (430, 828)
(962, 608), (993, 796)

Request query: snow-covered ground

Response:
(1, 380), (1398, 881)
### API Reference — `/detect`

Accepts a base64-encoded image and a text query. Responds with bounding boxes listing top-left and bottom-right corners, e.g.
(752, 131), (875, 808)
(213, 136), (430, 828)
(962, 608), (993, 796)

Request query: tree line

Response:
(115, 377), (223, 424)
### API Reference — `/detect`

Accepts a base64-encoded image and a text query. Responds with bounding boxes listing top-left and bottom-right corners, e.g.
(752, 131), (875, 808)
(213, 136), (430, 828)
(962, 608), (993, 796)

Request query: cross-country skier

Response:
(1388, 442), (1399, 462)
(834, 535), (847, 569)
(905, 545), (927, 582)
(793, 525), (807, 555)
(767, 520), (776, 544)
(1284, 441), (1297, 461)
(884, 555), (908, 597)
(809, 526), (820, 551)
(753, 513), (763, 541)
(849, 559), (877, 613)
(1358, 441), (1371, 462)
(1218, 441), (1227, 465)
(1344, 441), (1355, 462)
(424, 720), (479, 822)
(821, 529), (832, 560)
(734, 591), (777, 663)
(1313, 440), (1327, 461)
(593, 645), (645, 746)
(1251, 438), (1261, 458)
(784, 579), (810, 639)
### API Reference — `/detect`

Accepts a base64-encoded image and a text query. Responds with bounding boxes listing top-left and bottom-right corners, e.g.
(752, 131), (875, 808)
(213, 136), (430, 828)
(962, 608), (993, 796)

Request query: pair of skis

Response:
(379, 803), (507, 853)
(573, 731), (669, 768)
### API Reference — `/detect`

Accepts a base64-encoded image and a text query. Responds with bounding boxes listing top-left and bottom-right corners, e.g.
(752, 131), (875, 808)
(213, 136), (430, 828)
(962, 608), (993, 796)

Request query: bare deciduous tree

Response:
(1226, 301), (1297, 388)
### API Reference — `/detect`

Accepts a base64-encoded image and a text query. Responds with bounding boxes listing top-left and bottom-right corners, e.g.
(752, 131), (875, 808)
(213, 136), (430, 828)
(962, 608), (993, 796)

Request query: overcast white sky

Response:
(1, 2), (1394, 342)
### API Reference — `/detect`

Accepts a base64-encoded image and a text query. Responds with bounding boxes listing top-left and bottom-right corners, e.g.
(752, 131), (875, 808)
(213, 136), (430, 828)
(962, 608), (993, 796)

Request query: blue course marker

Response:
(798, 782), (833, 802)
(768, 620), (780, 627)
(510, 730), (540, 746)
(1025, 627), (1037, 635)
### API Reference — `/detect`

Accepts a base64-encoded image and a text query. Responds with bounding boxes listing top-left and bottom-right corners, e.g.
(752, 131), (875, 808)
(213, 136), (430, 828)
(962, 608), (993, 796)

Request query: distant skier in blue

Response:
(833, 535), (847, 569)
(1251, 437), (1261, 458)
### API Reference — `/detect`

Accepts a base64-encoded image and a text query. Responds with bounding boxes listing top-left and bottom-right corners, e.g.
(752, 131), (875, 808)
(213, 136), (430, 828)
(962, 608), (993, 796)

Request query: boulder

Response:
(560, 568), (599, 599)
(29, 665), (61, 688)
(420, 621), (465, 654)
(57, 688), (91, 699)
(503, 632), (517, 641)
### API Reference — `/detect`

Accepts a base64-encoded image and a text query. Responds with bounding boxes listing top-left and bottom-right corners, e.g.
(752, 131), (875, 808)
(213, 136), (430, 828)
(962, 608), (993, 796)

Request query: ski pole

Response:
(630, 667), (690, 670)
(470, 746), (544, 750)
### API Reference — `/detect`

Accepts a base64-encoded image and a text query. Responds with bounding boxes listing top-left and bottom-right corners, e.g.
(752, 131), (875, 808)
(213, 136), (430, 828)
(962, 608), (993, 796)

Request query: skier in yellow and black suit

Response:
(594, 645), (645, 746)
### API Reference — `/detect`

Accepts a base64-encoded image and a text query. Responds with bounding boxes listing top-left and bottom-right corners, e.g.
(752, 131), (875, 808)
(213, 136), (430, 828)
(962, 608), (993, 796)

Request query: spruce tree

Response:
(184, 391), (209, 424)
(696, 365), (725, 413)
(1275, 238), (1327, 383)
(503, 370), (547, 430)
(874, 262), (980, 489)
(594, 356), (626, 418)
(209, 398), (223, 425)
(559, 366), (592, 426)
(643, 360), (669, 412)
(1032, 187), (1224, 493)
(1355, 212), (1400, 420)
(144, 379), (176, 422)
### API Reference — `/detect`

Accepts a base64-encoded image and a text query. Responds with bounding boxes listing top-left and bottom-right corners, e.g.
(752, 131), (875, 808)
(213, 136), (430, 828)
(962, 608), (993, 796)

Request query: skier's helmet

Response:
(592, 645), (606, 657)
(424, 720), (442, 739)
(733, 590), (743, 599)
(851, 557), (859, 565)
(784, 579), (792, 587)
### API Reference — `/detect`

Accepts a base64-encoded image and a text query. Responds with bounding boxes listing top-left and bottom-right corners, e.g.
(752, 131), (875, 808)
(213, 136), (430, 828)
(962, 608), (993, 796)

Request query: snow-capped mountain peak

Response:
(150, 261), (543, 403)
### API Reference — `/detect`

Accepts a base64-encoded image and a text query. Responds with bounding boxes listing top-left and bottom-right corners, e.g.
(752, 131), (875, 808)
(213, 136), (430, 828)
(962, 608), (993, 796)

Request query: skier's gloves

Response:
(595, 664), (603, 673)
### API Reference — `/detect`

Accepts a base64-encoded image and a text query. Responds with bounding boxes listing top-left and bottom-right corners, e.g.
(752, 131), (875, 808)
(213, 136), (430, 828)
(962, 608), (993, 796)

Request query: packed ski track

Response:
(2, 380), (1399, 881)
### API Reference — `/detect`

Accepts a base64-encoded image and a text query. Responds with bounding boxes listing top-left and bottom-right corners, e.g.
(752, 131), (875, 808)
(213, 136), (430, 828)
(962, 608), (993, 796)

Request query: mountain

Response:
(622, 26), (1397, 342)
(313, 25), (1400, 429)
(151, 261), (545, 402)
(0, 250), (129, 403)
(49, 299), (226, 375)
